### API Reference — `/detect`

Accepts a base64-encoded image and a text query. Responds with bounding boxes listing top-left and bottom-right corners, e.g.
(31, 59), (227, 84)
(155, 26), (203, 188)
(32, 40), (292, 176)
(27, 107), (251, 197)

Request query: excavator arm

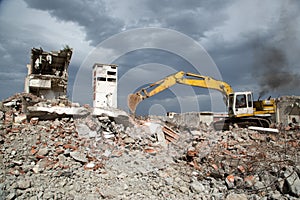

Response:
(128, 71), (234, 113)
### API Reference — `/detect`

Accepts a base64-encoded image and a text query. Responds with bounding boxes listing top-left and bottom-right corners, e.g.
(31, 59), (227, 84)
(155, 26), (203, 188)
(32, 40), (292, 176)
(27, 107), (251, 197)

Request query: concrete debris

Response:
(16, 179), (31, 190)
(0, 92), (90, 124)
(93, 107), (134, 128)
(0, 94), (299, 199)
(14, 113), (27, 124)
(37, 148), (49, 156)
(27, 105), (89, 117)
(75, 123), (92, 138)
(70, 152), (88, 163)
(225, 193), (248, 200)
(123, 137), (135, 144)
(190, 181), (206, 193)
(283, 169), (300, 197)
(156, 126), (167, 148)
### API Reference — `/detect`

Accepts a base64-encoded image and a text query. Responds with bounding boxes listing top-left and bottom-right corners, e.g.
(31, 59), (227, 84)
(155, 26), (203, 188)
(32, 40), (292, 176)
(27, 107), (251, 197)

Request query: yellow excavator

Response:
(128, 71), (276, 130)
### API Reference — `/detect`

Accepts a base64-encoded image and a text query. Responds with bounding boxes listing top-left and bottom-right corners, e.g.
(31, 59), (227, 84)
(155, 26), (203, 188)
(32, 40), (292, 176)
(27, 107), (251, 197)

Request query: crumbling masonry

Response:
(276, 96), (300, 127)
(24, 47), (73, 99)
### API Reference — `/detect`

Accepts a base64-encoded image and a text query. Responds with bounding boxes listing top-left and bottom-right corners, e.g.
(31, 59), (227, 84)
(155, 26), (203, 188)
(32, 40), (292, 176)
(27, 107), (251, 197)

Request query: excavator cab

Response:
(228, 92), (254, 117)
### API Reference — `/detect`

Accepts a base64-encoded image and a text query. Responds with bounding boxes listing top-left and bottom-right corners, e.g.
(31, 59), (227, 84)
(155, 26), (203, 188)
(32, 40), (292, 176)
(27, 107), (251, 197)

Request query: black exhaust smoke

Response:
(253, 46), (300, 97)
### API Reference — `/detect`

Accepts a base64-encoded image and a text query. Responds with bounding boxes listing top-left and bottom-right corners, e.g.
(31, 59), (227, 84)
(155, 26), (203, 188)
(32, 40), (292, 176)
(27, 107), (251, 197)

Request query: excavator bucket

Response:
(128, 93), (143, 113)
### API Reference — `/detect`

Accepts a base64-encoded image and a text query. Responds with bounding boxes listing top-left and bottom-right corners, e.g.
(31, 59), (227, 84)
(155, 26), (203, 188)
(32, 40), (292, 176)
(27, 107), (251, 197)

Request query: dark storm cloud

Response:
(128, 0), (231, 39)
(251, 1), (300, 97)
(0, 20), (38, 98)
(24, 0), (230, 45)
(24, 0), (124, 46)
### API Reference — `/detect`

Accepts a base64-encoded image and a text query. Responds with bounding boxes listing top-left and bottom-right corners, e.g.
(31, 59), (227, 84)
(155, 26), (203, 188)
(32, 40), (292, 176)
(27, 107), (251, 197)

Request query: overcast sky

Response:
(1, 0), (300, 115)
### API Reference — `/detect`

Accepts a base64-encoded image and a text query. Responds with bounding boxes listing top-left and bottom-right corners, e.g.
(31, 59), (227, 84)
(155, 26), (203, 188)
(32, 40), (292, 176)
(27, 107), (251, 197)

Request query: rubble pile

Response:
(176, 127), (300, 198)
(0, 102), (299, 199)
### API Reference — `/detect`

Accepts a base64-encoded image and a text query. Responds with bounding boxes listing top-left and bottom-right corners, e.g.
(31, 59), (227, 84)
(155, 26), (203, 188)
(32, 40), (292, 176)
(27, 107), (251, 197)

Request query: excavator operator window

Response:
(228, 95), (234, 114)
(236, 94), (246, 108)
(247, 94), (253, 107)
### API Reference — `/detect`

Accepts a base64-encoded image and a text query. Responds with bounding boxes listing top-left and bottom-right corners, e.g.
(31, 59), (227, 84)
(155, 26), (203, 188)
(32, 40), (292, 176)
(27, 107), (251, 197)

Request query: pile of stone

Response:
(0, 102), (299, 199)
(174, 126), (300, 199)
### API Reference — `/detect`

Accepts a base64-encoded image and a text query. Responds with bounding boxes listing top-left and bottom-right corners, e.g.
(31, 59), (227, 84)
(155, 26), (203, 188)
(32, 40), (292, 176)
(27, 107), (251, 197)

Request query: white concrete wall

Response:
(93, 64), (118, 108)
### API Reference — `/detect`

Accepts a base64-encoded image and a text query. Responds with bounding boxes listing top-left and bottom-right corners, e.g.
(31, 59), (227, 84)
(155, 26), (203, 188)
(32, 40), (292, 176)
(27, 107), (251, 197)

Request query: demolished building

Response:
(24, 47), (73, 99)
(276, 96), (300, 127)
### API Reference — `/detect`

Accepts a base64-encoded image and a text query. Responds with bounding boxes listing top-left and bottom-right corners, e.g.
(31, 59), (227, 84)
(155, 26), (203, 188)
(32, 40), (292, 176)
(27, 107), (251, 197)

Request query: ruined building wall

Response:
(92, 63), (118, 108)
(24, 47), (72, 99)
(276, 96), (300, 126)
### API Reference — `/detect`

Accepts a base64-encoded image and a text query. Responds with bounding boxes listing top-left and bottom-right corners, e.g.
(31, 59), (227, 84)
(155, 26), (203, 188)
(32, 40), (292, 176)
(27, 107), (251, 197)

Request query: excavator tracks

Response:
(213, 117), (271, 131)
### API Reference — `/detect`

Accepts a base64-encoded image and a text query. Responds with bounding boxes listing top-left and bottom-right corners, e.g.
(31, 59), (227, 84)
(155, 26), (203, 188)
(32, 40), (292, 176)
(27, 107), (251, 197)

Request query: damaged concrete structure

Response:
(92, 63), (118, 108)
(153, 111), (214, 128)
(24, 47), (73, 99)
(276, 96), (300, 127)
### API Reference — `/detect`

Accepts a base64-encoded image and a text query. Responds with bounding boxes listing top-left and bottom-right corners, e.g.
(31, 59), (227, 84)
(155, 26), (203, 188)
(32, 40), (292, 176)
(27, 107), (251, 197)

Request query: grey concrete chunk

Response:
(284, 170), (300, 197)
(17, 179), (31, 190)
(37, 147), (49, 156)
(190, 181), (206, 193)
(226, 193), (248, 200)
(70, 151), (88, 163)
(123, 137), (135, 144)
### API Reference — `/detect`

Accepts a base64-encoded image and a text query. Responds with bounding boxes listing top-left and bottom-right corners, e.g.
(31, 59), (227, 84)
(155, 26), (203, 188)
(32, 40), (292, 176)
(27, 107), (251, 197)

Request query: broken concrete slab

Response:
(16, 179), (31, 190)
(144, 122), (162, 135)
(37, 148), (49, 157)
(75, 123), (91, 138)
(123, 137), (135, 144)
(93, 107), (127, 118)
(14, 114), (27, 124)
(284, 170), (300, 197)
(93, 107), (134, 127)
(156, 127), (168, 148)
(70, 151), (88, 163)
(27, 105), (89, 119)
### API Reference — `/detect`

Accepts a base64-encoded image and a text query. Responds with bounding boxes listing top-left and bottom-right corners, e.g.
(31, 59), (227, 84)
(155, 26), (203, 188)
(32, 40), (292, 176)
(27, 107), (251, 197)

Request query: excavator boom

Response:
(128, 71), (233, 113)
